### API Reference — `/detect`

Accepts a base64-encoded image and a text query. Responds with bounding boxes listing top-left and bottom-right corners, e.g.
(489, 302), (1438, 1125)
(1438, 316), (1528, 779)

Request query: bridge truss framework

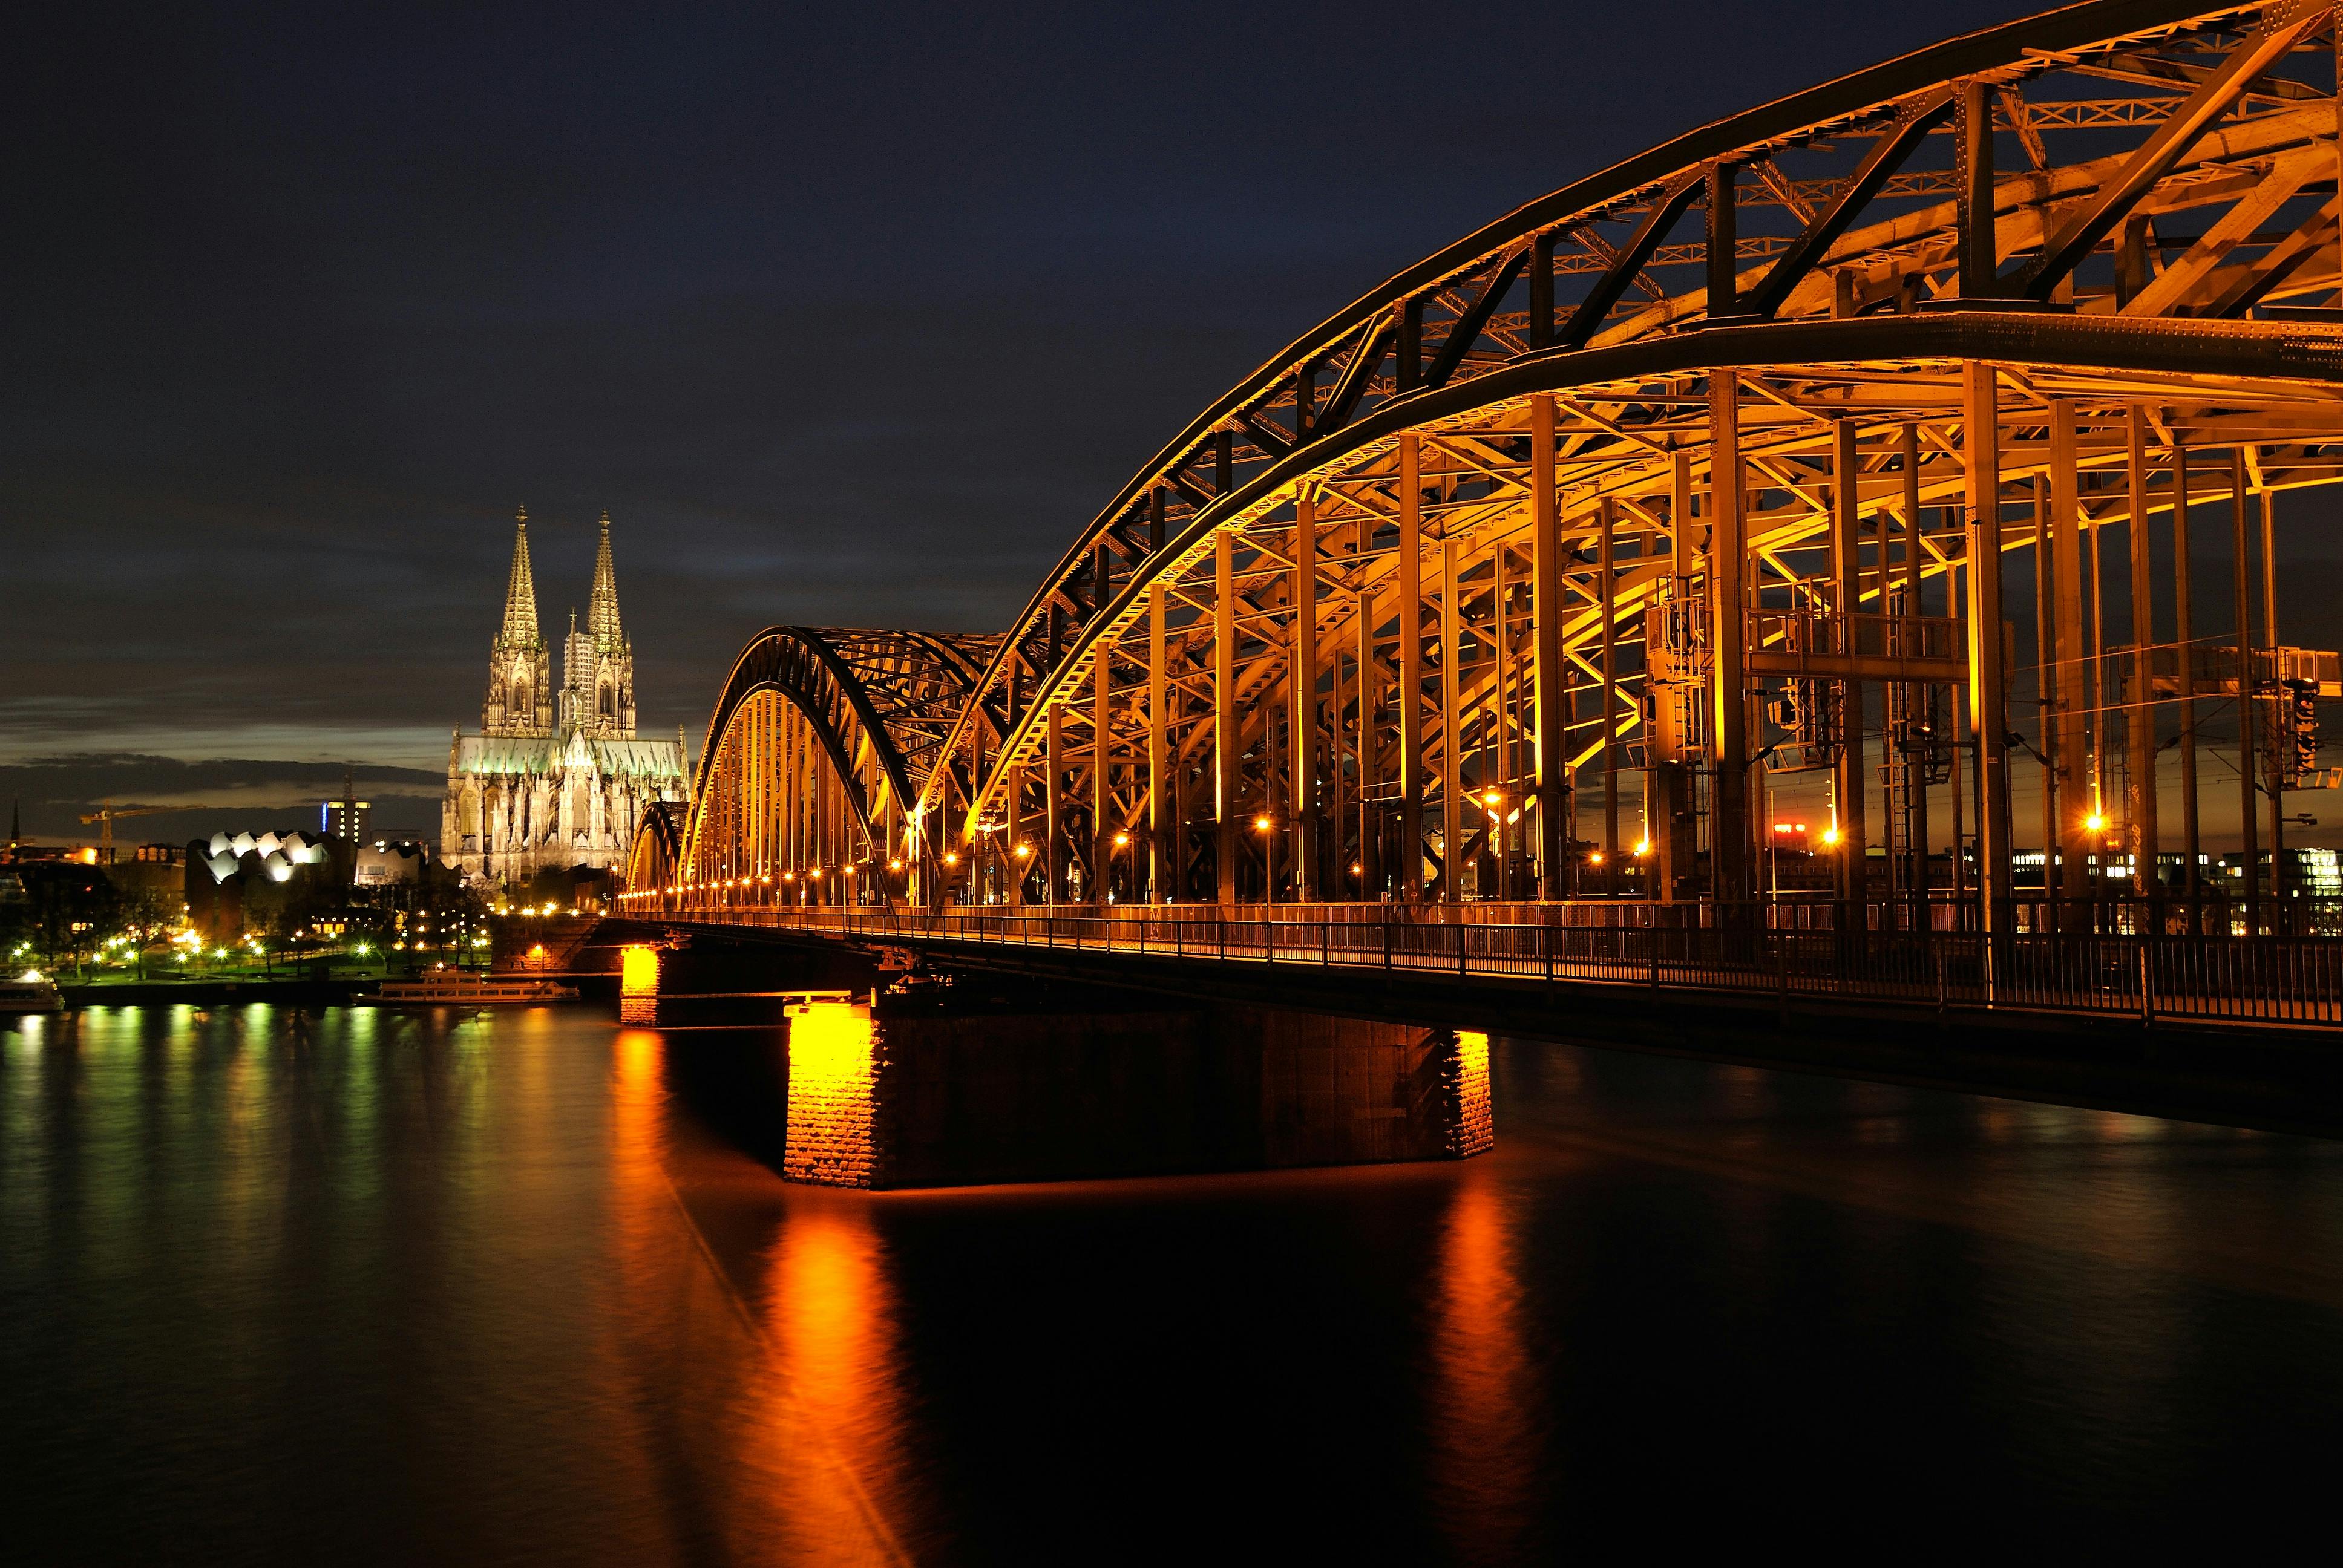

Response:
(629, 1), (2343, 941)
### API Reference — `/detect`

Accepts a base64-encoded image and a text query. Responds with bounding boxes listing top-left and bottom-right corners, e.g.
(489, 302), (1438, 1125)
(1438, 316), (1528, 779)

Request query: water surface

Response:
(5, 1002), (2341, 1563)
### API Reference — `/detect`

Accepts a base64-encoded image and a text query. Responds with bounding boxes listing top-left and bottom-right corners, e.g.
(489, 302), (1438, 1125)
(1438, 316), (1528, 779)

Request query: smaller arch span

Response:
(657, 626), (996, 907)
(623, 799), (687, 897)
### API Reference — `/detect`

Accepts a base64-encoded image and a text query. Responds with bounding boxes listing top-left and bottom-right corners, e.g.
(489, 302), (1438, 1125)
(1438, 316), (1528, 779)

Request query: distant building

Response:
(323, 779), (372, 844)
(13, 844), (101, 866)
(108, 846), (186, 907)
(184, 829), (340, 939)
(354, 841), (431, 887)
(194, 829), (331, 886)
(442, 509), (688, 887)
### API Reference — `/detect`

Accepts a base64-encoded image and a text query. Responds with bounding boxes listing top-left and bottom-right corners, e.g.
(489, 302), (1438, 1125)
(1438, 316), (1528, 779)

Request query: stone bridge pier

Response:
(776, 993), (1493, 1190)
(617, 930), (1492, 1188)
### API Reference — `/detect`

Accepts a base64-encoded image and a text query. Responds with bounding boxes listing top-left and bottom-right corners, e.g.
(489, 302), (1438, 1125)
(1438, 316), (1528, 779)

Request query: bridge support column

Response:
(2175, 445), (2200, 923)
(1046, 705), (1065, 903)
(1531, 396), (1569, 900)
(2232, 449), (2260, 936)
(1214, 531), (1238, 902)
(1093, 639), (1110, 903)
(2126, 408), (2159, 900)
(2261, 470), (2282, 918)
(1708, 374), (1751, 906)
(1441, 533), (1462, 902)
(1965, 361), (2013, 938)
(2050, 400), (2090, 906)
(1654, 447), (1696, 904)
(1832, 419), (1867, 918)
(1599, 495), (1619, 894)
(1355, 514), (1381, 898)
(1149, 584), (1173, 901)
(1006, 761), (1027, 906)
(1398, 434), (1426, 900)
(1291, 491), (1319, 901)
(1901, 422), (1929, 930)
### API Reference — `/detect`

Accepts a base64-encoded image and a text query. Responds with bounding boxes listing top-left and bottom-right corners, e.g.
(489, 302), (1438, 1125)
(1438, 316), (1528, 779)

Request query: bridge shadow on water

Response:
(648, 949), (1490, 1193)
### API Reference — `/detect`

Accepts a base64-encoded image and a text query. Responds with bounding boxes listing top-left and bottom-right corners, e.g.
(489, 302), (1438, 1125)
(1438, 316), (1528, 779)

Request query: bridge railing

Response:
(657, 903), (2343, 1030)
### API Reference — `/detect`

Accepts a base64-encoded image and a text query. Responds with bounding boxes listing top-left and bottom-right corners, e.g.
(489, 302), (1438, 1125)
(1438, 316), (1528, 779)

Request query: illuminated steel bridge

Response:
(628, 0), (2343, 999)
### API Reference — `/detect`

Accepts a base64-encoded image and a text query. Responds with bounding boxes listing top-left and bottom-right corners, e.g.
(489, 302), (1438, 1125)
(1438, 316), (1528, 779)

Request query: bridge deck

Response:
(655, 904), (2343, 1033)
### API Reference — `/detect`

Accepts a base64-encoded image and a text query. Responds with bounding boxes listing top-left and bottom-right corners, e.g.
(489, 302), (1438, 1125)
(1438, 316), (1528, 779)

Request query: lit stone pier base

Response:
(1441, 1028), (1495, 1160)
(776, 995), (1495, 1191)
(781, 993), (884, 1186)
(618, 944), (661, 1025)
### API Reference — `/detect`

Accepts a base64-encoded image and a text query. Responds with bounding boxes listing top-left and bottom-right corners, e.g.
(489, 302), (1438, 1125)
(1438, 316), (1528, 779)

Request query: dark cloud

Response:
(0, 753), (446, 842)
(4, 0), (2058, 831)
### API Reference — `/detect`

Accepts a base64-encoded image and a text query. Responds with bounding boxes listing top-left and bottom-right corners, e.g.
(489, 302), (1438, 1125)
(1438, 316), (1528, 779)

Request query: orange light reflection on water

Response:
(606, 1021), (913, 1563)
(1430, 1171), (1539, 1557)
(735, 1196), (914, 1564)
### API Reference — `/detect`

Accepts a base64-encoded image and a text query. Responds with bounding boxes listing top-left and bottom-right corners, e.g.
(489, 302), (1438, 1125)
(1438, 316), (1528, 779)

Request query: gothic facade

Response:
(442, 509), (689, 887)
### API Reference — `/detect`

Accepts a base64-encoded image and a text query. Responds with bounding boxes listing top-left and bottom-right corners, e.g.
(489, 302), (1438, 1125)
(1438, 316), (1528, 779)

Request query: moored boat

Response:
(0, 973), (66, 1013)
(361, 972), (578, 1006)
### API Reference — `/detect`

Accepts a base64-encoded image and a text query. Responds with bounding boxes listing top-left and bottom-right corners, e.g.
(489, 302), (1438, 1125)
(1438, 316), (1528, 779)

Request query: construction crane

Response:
(79, 801), (212, 862)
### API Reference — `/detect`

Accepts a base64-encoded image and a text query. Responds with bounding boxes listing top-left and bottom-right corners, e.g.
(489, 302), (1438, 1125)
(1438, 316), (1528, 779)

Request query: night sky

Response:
(7, 0), (2285, 843)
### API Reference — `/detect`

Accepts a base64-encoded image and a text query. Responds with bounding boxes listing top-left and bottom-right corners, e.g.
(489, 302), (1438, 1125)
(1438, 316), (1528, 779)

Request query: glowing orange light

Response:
(620, 944), (660, 1021)
(888, 859), (902, 871)
(1014, 844), (1032, 858)
(1821, 827), (1841, 848)
(1587, 851), (1604, 866)
(2085, 811), (2107, 833)
(1634, 838), (1651, 857)
(810, 867), (824, 879)
(943, 852), (960, 867)
(1113, 832), (1130, 848)
(783, 999), (881, 1187)
(1483, 789), (1502, 808)
(1254, 815), (1272, 832)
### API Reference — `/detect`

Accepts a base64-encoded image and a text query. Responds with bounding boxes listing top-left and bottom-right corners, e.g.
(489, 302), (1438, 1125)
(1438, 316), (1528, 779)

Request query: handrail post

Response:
(1776, 930), (1791, 1025)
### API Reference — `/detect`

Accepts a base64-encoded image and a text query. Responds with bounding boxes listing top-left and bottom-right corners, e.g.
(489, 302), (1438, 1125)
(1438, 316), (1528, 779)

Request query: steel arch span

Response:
(630, 0), (2343, 936)
(640, 626), (998, 904)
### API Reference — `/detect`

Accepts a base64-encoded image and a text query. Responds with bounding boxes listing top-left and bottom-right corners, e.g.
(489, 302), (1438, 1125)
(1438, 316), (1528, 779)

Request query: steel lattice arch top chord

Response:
(631, 1), (2343, 935)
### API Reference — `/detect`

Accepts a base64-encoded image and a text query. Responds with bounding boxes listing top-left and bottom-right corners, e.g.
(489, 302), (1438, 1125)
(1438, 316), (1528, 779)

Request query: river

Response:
(5, 1001), (2341, 1563)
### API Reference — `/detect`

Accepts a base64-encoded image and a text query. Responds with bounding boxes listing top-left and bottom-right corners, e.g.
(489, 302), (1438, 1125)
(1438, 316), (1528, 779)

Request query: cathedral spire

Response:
(501, 506), (542, 647)
(588, 511), (624, 647)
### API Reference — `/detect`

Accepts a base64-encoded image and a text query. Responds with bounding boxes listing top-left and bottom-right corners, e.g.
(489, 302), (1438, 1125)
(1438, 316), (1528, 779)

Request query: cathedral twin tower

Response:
(483, 506), (635, 737)
(443, 509), (688, 887)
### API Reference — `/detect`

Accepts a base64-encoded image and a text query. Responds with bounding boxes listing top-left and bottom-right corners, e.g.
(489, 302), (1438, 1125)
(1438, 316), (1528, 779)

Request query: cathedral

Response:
(442, 509), (689, 887)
